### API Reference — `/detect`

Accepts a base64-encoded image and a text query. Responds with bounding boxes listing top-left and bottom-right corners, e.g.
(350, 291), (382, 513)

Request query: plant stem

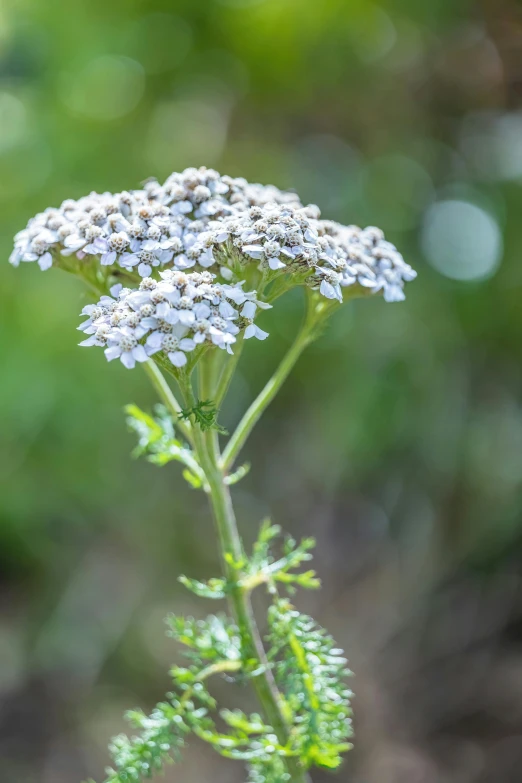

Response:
(221, 324), (313, 472)
(178, 366), (311, 783)
(143, 360), (193, 445)
(214, 333), (245, 406)
(202, 439), (310, 782)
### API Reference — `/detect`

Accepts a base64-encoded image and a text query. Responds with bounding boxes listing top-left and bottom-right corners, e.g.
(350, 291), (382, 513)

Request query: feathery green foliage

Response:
(178, 399), (227, 434)
(237, 520), (321, 593)
(95, 615), (242, 783)
(125, 404), (205, 488)
(193, 708), (286, 761)
(92, 611), (300, 783)
(103, 702), (189, 783)
(246, 755), (291, 783)
(87, 526), (353, 783)
(166, 613), (242, 667)
(268, 599), (354, 770)
(179, 520), (320, 601)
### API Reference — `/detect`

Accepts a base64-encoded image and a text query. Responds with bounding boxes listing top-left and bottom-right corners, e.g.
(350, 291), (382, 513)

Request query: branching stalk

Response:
(174, 363), (311, 783)
(143, 360), (193, 445)
(214, 333), (245, 406)
(221, 324), (313, 472)
(199, 439), (311, 782)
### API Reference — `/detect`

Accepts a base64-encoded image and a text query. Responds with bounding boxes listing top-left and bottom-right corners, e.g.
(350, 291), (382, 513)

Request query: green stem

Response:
(214, 333), (245, 406)
(179, 366), (311, 783)
(202, 444), (310, 782)
(143, 360), (193, 445)
(221, 324), (313, 472)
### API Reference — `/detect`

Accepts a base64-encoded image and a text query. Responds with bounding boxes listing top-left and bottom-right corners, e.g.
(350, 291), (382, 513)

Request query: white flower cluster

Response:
(208, 203), (416, 303)
(323, 221), (418, 302)
(78, 271), (269, 370)
(9, 168), (301, 278)
(9, 165), (415, 304)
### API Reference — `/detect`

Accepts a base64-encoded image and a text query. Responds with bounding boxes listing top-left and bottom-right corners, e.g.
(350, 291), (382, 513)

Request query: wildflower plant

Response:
(11, 166), (416, 782)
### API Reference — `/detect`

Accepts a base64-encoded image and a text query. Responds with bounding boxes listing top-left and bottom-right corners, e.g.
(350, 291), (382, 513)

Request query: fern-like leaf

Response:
(178, 398), (228, 434)
(126, 404), (205, 488)
(92, 613), (243, 783)
(166, 613), (242, 666)
(194, 709), (277, 758)
(103, 702), (189, 782)
(179, 520), (320, 602)
(246, 755), (290, 783)
(238, 521), (320, 593)
(268, 598), (354, 770)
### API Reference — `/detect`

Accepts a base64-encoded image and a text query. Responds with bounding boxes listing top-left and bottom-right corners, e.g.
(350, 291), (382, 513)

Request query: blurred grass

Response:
(2, 1), (522, 782)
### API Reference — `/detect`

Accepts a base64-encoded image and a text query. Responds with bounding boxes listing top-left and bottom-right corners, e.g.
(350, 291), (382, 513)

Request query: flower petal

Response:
(168, 350), (187, 367)
(120, 351), (136, 369)
(132, 345), (149, 362)
(179, 338), (196, 352)
(105, 345), (122, 362)
(38, 252), (53, 271)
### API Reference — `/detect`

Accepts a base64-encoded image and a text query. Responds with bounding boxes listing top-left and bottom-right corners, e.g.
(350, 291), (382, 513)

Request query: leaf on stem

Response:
(267, 598), (354, 771)
(224, 462), (250, 485)
(239, 519), (320, 593)
(166, 613), (242, 666)
(178, 574), (228, 599)
(193, 708), (287, 762)
(92, 612), (249, 783)
(179, 519), (320, 602)
(125, 404), (205, 488)
(178, 398), (228, 434)
(103, 701), (189, 782)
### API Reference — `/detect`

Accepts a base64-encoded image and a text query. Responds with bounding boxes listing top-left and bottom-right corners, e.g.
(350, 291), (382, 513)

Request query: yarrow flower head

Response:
(9, 168), (304, 281)
(10, 165), (416, 305)
(10, 167), (416, 376)
(208, 202), (416, 303)
(78, 272), (269, 369)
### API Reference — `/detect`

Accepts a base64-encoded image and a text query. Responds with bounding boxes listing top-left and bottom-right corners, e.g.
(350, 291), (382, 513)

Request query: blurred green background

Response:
(2, 1), (522, 781)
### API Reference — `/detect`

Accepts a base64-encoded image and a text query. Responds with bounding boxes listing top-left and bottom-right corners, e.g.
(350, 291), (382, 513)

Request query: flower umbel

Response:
(11, 166), (416, 783)
(209, 202), (415, 303)
(11, 166), (416, 306)
(78, 271), (269, 370)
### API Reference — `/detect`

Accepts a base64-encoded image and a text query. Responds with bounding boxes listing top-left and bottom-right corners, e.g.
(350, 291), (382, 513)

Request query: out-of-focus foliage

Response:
(90, 527), (349, 783)
(2, 1), (522, 782)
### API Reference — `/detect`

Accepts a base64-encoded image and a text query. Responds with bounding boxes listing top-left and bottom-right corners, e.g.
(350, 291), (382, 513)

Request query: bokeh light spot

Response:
(60, 55), (145, 121)
(0, 92), (28, 151)
(350, 4), (396, 63)
(462, 111), (522, 181)
(422, 200), (502, 281)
